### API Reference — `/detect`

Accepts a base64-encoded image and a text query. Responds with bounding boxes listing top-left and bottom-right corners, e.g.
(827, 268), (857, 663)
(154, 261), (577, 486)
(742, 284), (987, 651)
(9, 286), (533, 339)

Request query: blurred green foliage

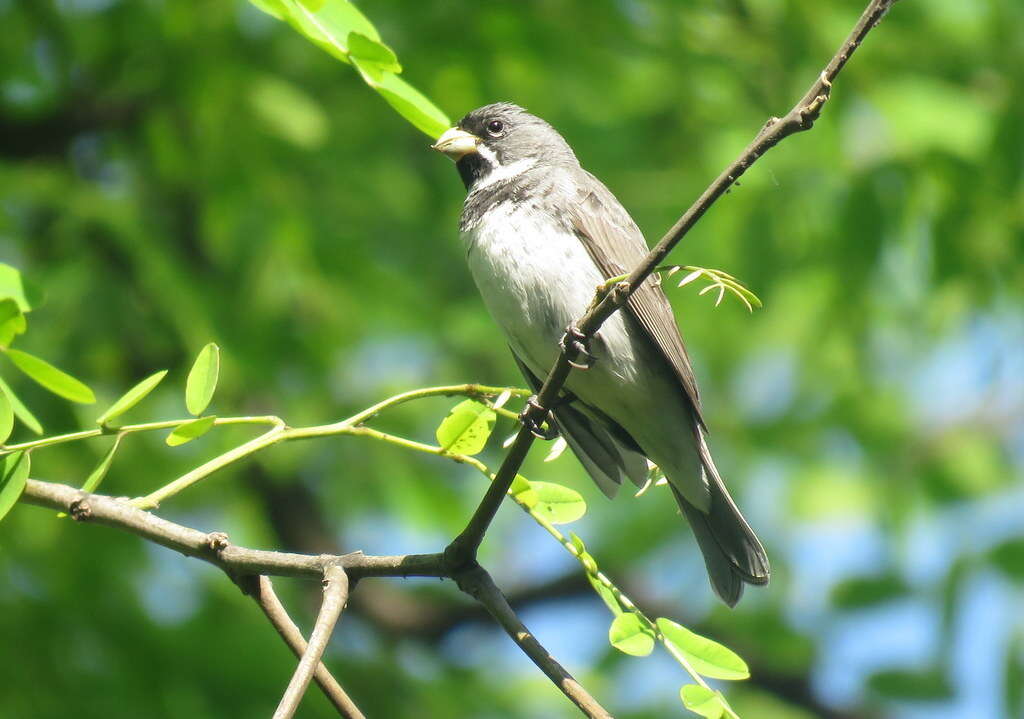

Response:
(1, 0), (1022, 717)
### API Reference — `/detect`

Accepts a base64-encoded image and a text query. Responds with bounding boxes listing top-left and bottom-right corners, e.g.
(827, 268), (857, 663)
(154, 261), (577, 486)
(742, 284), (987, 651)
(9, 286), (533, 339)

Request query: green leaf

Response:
(0, 263), (44, 311)
(866, 668), (954, 701)
(250, 76), (329, 149)
(510, 474), (538, 508)
(436, 399), (495, 455)
(830, 573), (909, 609)
(5, 349), (95, 404)
(371, 72), (451, 139)
(569, 532), (599, 574)
(248, 0), (287, 19)
(587, 572), (624, 616)
(81, 435), (123, 494)
(657, 617), (750, 680)
(166, 416), (217, 447)
(989, 538), (1024, 582)
(348, 32), (401, 75)
(609, 613), (655, 656)
(278, 0), (380, 64)
(185, 343), (220, 416)
(96, 370), (169, 426)
(0, 390), (12, 444)
(0, 376), (42, 434)
(0, 298), (27, 348)
(680, 685), (726, 719)
(0, 451), (30, 523)
(530, 481), (587, 524)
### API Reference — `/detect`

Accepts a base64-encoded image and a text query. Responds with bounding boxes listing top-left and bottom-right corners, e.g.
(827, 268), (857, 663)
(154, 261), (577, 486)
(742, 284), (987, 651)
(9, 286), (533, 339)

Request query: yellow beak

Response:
(431, 127), (480, 161)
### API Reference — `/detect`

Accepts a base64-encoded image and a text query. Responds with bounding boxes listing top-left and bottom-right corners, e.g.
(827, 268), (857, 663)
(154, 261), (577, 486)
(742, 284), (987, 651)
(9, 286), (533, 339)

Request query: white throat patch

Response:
(470, 148), (537, 193)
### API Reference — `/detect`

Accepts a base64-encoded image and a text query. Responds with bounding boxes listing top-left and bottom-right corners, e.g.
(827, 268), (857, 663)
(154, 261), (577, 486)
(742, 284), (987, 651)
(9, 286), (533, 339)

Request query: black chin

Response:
(455, 154), (489, 190)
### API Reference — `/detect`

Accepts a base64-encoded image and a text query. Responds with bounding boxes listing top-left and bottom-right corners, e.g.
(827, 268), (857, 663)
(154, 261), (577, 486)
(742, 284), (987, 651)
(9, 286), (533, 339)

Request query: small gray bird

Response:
(433, 103), (768, 605)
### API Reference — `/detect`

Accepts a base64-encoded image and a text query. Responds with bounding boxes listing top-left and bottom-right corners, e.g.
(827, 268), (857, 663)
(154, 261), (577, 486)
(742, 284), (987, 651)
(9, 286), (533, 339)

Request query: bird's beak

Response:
(431, 127), (480, 161)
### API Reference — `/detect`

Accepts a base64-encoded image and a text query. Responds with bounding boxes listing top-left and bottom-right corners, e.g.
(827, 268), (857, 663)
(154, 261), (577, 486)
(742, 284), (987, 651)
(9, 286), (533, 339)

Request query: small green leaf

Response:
(569, 531), (599, 574)
(0, 451), (30, 523)
(81, 435), (123, 494)
(0, 298), (27, 348)
(530, 481), (587, 524)
(609, 613), (655, 656)
(58, 435), (124, 517)
(510, 474), (538, 508)
(281, 0), (380, 64)
(657, 618), (750, 680)
(97, 370), (169, 426)
(680, 685), (726, 719)
(588, 573), (624, 616)
(436, 399), (496, 455)
(166, 416), (217, 447)
(0, 391), (12, 444)
(348, 32), (401, 74)
(185, 343), (220, 416)
(371, 72), (451, 139)
(0, 264), (44, 311)
(0, 376), (42, 434)
(248, 0), (287, 19)
(5, 349), (95, 404)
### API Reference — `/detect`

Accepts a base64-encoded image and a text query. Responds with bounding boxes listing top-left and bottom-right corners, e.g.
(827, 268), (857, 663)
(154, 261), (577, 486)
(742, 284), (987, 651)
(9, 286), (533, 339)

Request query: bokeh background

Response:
(2, 0), (1022, 717)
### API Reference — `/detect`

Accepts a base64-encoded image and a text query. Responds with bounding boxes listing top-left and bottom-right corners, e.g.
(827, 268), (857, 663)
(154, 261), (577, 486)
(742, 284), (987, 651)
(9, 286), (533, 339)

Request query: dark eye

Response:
(486, 119), (505, 136)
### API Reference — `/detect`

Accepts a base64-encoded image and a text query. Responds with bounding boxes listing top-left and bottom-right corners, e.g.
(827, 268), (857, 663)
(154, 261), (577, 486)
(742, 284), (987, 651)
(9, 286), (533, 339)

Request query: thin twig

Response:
(241, 575), (366, 719)
(455, 565), (613, 719)
(273, 564), (350, 719)
(445, 0), (899, 566)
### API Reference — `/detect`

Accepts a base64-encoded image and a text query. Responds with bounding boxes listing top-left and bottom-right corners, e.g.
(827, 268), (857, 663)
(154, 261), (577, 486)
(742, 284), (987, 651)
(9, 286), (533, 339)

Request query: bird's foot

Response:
(560, 324), (597, 370)
(519, 396), (558, 440)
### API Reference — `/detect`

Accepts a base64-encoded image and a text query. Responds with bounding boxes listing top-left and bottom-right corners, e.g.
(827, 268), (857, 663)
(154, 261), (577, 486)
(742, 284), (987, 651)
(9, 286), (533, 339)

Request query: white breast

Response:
(462, 201), (640, 386)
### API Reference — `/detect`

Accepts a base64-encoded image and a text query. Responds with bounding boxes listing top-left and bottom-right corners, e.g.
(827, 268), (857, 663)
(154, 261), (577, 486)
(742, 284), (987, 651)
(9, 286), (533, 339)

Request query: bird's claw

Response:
(561, 324), (597, 370)
(519, 396), (558, 440)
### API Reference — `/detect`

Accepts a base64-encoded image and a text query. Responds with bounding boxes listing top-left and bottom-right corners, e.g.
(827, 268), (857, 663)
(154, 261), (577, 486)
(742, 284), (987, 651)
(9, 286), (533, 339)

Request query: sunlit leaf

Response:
(0, 391), (12, 445)
(657, 617), (750, 680)
(0, 298), (26, 348)
(5, 349), (95, 404)
(587, 572), (624, 616)
(436, 399), (495, 455)
(569, 532), (598, 574)
(81, 435), (123, 494)
(348, 32), (401, 75)
(608, 613), (655, 656)
(509, 474), (537, 508)
(0, 451), (30, 523)
(166, 416), (217, 447)
(492, 389), (512, 410)
(0, 264), (44, 311)
(96, 370), (169, 426)
(0, 376), (42, 434)
(185, 343), (220, 416)
(370, 72), (451, 139)
(680, 685), (726, 719)
(530, 481), (586, 524)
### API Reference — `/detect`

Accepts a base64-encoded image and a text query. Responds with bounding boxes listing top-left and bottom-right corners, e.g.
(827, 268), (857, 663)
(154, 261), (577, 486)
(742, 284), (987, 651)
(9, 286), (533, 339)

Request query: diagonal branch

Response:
(273, 564), (350, 719)
(445, 0), (900, 566)
(240, 575), (366, 719)
(454, 565), (613, 719)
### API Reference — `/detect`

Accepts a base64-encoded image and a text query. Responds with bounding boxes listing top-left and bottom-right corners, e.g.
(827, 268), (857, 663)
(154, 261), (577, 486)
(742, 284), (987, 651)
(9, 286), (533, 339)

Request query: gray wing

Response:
(511, 350), (647, 498)
(566, 174), (706, 429)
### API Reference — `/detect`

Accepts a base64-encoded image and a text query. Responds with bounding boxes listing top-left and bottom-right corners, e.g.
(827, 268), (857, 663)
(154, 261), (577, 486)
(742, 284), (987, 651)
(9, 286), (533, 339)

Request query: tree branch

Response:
(273, 564), (350, 719)
(20, 479), (446, 580)
(454, 565), (613, 719)
(239, 575), (366, 719)
(445, 0), (899, 566)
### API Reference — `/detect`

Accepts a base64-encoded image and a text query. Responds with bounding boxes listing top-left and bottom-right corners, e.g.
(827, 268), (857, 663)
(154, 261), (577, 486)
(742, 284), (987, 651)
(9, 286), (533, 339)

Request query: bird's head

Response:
(432, 103), (578, 190)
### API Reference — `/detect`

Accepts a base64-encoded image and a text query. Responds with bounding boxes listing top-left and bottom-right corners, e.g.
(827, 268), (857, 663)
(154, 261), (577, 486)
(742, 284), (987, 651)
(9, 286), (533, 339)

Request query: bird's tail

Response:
(671, 429), (769, 607)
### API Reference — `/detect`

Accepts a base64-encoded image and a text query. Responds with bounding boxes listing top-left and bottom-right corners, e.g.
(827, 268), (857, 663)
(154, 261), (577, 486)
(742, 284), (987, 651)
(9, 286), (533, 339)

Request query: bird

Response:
(432, 102), (768, 606)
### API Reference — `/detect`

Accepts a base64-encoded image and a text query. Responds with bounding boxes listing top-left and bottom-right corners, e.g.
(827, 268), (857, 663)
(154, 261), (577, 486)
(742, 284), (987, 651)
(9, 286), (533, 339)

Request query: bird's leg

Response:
(560, 324), (597, 370)
(518, 396), (559, 440)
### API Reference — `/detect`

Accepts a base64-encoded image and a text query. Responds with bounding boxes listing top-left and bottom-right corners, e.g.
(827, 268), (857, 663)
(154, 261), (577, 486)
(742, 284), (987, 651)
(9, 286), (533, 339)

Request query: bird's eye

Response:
(486, 119), (505, 136)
